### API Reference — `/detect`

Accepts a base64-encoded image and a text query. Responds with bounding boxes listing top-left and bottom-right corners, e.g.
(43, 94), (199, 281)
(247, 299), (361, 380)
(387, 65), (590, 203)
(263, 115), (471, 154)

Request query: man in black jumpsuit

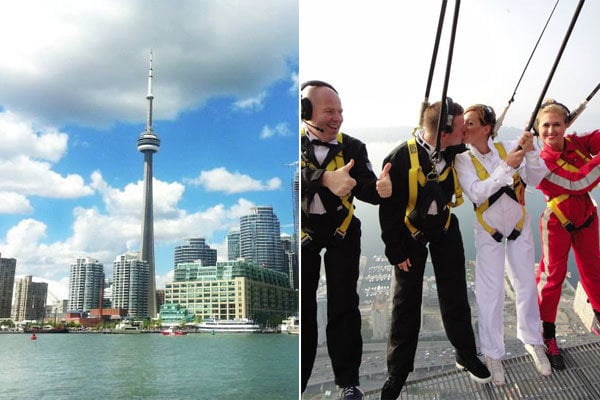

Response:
(301, 80), (392, 400)
(378, 101), (491, 399)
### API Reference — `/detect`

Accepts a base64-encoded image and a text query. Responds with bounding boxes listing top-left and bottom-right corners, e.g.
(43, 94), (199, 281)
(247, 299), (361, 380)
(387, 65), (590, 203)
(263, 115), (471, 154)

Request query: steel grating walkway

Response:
(363, 341), (600, 399)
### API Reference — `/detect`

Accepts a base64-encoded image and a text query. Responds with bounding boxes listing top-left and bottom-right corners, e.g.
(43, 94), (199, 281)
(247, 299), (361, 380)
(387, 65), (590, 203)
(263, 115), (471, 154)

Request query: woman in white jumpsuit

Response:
(454, 104), (551, 385)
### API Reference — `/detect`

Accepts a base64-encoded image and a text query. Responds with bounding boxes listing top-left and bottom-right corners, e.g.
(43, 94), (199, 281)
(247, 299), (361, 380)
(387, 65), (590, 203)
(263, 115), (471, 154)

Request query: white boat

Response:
(280, 315), (299, 335)
(196, 318), (261, 333)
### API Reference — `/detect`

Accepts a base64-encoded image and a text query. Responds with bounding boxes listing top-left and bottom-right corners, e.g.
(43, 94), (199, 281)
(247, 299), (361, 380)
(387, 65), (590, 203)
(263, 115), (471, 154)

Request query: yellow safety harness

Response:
(468, 142), (525, 242)
(404, 138), (463, 241)
(547, 138), (592, 232)
(301, 130), (354, 244)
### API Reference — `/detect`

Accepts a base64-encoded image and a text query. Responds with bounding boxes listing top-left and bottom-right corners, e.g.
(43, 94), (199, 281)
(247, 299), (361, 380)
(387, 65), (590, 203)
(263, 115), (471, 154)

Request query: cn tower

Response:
(137, 52), (159, 318)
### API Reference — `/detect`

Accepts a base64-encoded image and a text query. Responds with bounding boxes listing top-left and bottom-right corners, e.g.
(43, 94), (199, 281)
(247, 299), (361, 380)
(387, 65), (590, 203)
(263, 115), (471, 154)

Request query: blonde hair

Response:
(535, 99), (570, 131)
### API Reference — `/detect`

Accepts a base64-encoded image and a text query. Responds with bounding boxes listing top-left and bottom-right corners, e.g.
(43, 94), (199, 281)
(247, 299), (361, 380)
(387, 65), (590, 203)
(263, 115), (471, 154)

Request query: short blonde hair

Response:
(534, 99), (570, 131)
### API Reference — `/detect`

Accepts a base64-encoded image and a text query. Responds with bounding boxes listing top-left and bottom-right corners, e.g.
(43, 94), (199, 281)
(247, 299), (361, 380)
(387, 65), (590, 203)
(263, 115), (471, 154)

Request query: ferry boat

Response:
(280, 315), (299, 335)
(196, 318), (261, 333)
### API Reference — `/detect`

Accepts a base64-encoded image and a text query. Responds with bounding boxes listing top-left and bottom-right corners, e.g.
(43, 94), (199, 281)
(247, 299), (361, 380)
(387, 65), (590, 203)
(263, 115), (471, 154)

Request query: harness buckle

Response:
(426, 170), (439, 182)
(411, 230), (426, 244)
(564, 222), (576, 232)
(506, 229), (521, 241)
(333, 228), (347, 241)
(491, 230), (503, 243)
(301, 233), (313, 246)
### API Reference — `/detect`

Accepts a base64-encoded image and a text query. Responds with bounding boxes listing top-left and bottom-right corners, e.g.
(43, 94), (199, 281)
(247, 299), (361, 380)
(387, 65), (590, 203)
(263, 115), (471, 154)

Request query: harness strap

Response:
(469, 142), (525, 242)
(301, 130), (354, 242)
(404, 138), (459, 241)
(547, 138), (592, 231)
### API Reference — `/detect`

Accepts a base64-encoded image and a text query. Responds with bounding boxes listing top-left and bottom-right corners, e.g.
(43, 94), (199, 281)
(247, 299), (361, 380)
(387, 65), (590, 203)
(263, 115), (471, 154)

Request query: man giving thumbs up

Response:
(300, 80), (392, 400)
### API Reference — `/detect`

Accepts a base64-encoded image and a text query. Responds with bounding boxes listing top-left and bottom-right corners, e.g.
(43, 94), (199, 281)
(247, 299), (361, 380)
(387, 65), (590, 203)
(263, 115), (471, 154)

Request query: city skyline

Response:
(0, 1), (299, 301)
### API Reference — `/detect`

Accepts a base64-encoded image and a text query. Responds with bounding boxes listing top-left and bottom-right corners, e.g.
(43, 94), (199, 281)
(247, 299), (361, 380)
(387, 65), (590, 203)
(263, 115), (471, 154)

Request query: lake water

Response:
(0, 332), (298, 399)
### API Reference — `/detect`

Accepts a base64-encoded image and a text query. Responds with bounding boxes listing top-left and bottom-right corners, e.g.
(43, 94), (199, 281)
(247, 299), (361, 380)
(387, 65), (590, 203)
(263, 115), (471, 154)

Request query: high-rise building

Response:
(292, 168), (299, 245)
(68, 257), (105, 313)
(137, 53), (160, 318)
(165, 260), (296, 323)
(227, 230), (241, 261)
(174, 238), (217, 267)
(112, 253), (149, 318)
(281, 235), (298, 290)
(240, 206), (286, 274)
(0, 254), (16, 318)
(12, 275), (48, 322)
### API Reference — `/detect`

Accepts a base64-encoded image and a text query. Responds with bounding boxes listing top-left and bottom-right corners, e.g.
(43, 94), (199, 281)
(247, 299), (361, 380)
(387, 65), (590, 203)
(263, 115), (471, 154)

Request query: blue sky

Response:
(0, 1), (299, 301)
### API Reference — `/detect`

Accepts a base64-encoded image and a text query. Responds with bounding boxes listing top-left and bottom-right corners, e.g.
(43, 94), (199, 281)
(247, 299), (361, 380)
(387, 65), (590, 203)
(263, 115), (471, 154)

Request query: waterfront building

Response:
(137, 53), (160, 318)
(240, 206), (286, 275)
(227, 229), (241, 261)
(112, 253), (149, 318)
(159, 303), (195, 327)
(0, 254), (16, 318)
(68, 257), (105, 313)
(174, 238), (216, 267)
(165, 260), (296, 324)
(12, 275), (48, 322)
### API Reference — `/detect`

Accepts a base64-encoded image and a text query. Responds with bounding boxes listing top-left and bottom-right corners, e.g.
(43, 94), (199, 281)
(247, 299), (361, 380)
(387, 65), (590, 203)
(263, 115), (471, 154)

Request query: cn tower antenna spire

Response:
(146, 51), (154, 132)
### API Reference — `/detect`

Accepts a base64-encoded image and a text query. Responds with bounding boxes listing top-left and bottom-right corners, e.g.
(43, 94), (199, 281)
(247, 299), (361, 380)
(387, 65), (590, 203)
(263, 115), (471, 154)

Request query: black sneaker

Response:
(455, 354), (492, 384)
(544, 337), (566, 370)
(380, 372), (409, 400)
(340, 385), (364, 400)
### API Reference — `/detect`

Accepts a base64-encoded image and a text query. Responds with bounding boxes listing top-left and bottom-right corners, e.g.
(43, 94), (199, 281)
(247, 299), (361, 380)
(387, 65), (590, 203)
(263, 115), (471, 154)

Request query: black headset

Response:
(481, 105), (496, 126)
(443, 97), (456, 133)
(300, 80), (338, 120)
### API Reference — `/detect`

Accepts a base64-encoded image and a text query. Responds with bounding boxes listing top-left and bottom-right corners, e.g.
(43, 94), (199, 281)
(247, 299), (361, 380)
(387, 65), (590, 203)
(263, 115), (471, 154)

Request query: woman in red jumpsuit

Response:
(535, 99), (600, 371)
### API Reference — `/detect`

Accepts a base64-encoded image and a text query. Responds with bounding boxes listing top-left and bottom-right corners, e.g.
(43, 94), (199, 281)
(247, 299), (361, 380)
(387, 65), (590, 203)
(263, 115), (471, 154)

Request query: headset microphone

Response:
(304, 121), (324, 133)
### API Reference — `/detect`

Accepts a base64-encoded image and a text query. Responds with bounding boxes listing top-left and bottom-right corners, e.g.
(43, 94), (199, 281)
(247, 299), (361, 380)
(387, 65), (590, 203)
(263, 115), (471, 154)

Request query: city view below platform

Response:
(304, 256), (600, 399)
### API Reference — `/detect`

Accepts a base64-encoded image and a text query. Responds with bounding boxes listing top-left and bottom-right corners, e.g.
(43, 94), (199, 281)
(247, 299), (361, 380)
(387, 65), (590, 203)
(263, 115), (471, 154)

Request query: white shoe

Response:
(484, 356), (505, 386)
(525, 344), (552, 376)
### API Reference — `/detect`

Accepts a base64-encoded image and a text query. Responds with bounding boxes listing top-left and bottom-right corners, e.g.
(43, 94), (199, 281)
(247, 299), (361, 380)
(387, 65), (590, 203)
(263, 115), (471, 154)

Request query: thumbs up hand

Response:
(322, 159), (357, 197)
(376, 162), (392, 198)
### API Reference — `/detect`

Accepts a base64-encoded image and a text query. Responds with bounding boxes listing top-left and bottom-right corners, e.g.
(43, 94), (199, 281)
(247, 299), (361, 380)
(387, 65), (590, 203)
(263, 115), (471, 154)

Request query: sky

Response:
(300, 0), (599, 269)
(0, 1), (299, 302)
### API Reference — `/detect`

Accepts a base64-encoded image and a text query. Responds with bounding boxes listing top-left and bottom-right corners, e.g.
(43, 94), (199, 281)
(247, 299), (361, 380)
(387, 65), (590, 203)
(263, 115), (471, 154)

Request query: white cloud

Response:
(0, 192), (33, 214)
(188, 167), (282, 194)
(0, 111), (68, 162)
(260, 122), (292, 139)
(0, 156), (93, 198)
(0, 1), (298, 128)
(233, 91), (267, 112)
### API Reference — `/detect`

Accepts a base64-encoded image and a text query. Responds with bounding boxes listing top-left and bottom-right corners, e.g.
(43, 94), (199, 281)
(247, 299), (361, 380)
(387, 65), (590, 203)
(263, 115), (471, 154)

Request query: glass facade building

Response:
(68, 257), (105, 313)
(240, 206), (286, 275)
(174, 238), (217, 267)
(165, 260), (296, 323)
(112, 253), (149, 318)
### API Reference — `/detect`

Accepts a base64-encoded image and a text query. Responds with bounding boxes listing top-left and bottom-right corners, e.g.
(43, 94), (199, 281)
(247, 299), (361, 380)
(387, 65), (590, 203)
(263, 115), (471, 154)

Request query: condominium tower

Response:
(12, 275), (48, 322)
(240, 206), (285, 274)
(174, 238), (217, 267)
(0, 254), (16, 318)
(68, 257), (105, 313)
(227, 230), (241, 261)
(112, 253), (149, 318)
